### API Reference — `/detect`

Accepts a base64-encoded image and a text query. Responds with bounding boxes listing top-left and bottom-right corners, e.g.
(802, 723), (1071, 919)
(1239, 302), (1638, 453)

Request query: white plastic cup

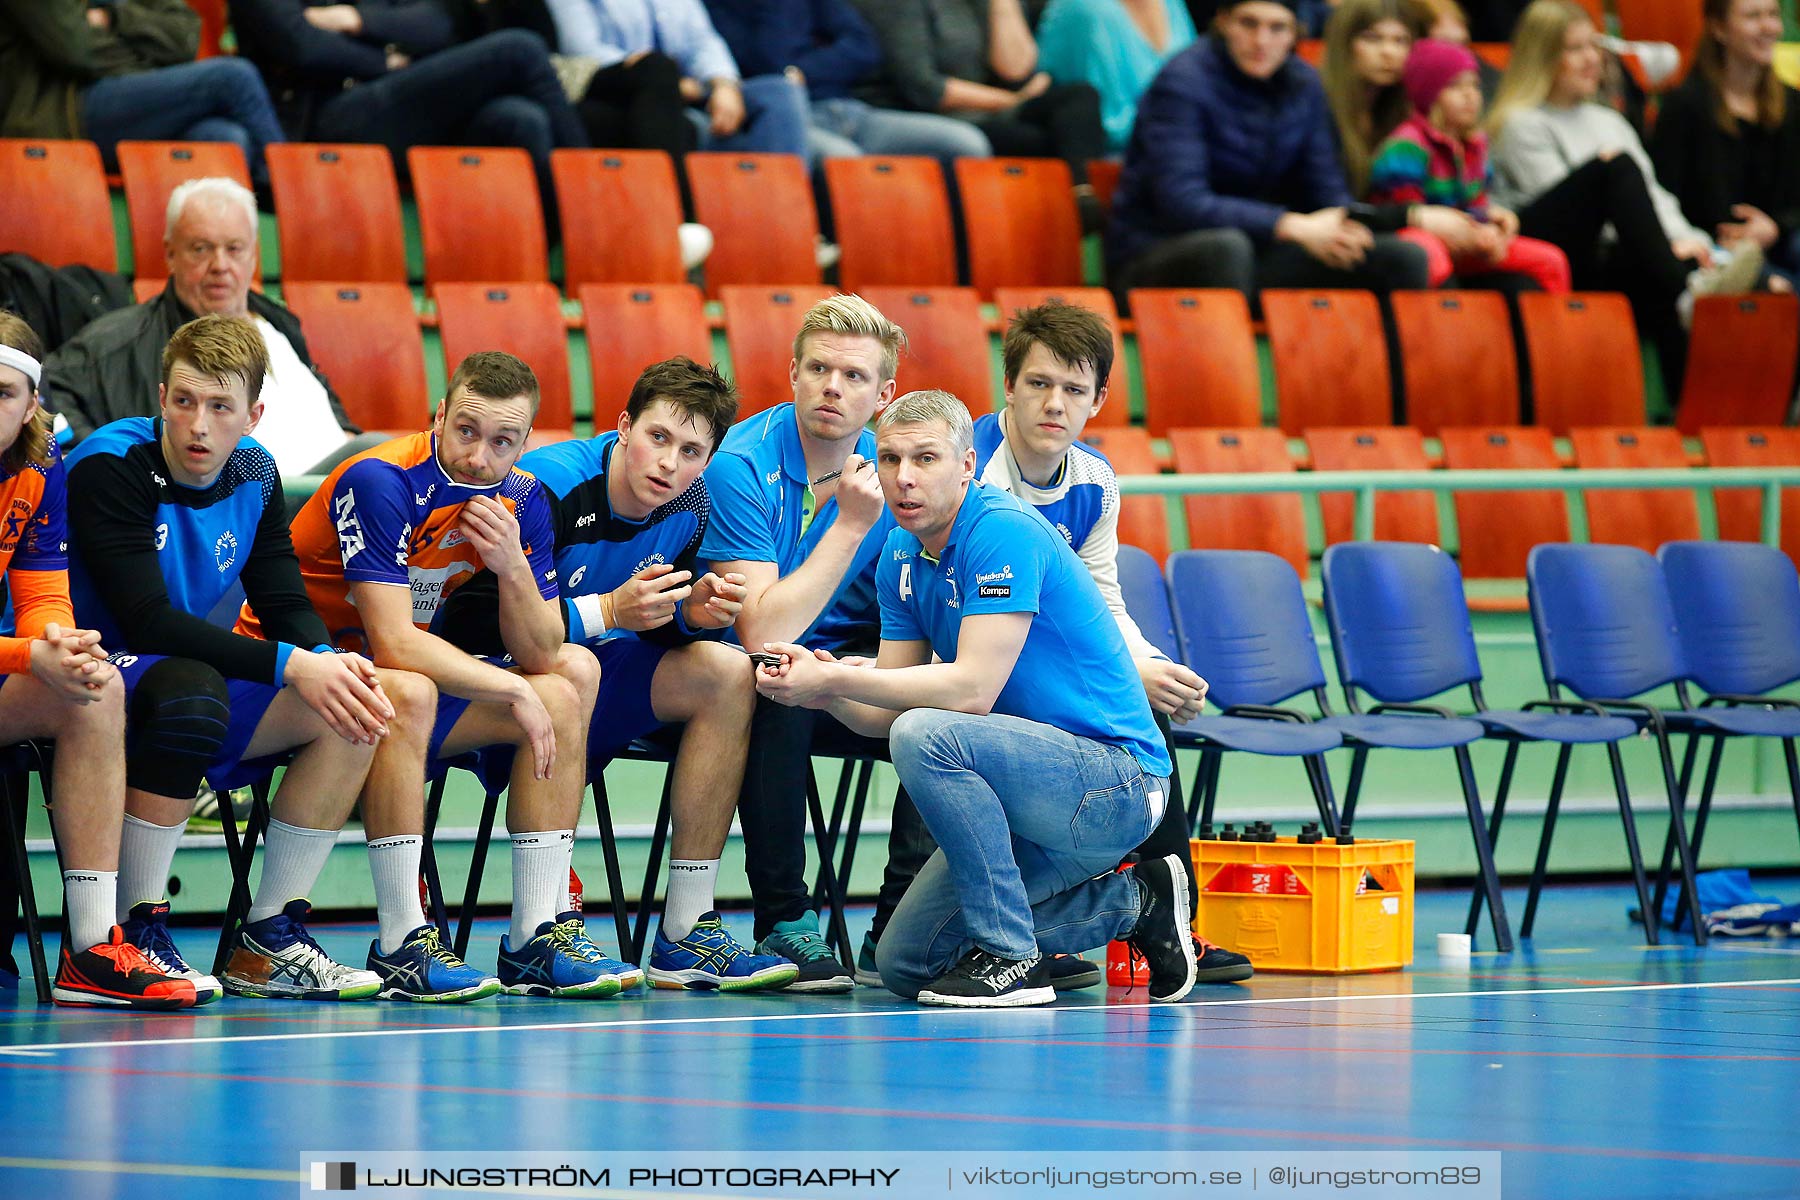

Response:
(1437, 932), (1473, 958)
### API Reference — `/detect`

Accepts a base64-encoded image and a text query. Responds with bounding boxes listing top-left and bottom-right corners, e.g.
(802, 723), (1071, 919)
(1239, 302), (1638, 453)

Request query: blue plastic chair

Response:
(1322, 542), (1658, 946)
(1163, 551), (1346, 837)
(1525, 544), (1707, 943)
(1117, 544), (1182, 663)
(1655, 541), (1800, 923)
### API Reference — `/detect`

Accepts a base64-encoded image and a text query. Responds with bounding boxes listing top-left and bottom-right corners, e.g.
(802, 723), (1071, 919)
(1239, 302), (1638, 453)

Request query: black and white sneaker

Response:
(917, 948), (1054, 1008)
(1127, 854), (1198, 1002)
(1048, 953), (1103, 991)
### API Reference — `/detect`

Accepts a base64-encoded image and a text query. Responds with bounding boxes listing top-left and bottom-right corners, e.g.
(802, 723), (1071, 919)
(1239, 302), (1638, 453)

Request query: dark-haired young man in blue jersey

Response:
(439, 357), (797, 991)
(62, 315), (479, 1003)
(755, 390), (1199, 1008)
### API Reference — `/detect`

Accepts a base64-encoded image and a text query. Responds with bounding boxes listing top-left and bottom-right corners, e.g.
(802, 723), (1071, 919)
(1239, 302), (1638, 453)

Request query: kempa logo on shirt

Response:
(766, 470), (781, 484)
(575, 512), (597, 528)
(214, 530), (238, 573)
(975, 565), (1012, 599)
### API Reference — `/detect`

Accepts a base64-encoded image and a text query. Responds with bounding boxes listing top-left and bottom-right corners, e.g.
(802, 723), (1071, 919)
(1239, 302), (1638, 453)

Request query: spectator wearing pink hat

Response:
(1367, 38), (1571, 291)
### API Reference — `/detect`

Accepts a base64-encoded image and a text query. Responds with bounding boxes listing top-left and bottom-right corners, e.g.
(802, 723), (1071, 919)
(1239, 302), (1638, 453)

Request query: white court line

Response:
(3, 975), (1798, 1057)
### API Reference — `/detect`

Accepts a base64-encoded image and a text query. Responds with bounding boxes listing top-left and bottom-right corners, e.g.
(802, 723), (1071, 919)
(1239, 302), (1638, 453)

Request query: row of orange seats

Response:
(270, 274), (1800, 443)
(1096, 425), (1800, 575)
(1, 138), (1094, 298)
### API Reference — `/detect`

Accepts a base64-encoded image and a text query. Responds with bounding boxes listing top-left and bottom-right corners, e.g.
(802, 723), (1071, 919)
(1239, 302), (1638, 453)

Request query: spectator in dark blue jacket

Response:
(704, 0), (991, 163)
(1106, 0), (1428, 304)
(230, 1), (586, 234)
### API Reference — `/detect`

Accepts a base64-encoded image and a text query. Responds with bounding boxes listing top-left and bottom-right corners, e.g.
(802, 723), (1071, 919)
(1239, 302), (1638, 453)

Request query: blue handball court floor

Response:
(1, 881), (1797, 1200)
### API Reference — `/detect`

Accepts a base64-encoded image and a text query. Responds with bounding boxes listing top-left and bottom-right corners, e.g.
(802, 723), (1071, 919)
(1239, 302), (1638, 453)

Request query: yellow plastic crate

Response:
(1191, 836), (1415, 974)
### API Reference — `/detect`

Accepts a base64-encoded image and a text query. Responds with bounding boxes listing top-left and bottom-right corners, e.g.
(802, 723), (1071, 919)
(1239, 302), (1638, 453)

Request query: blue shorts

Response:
(427, 640), (672, 768)
(588, 637), (670, 764)
(109, 651), (284, 791)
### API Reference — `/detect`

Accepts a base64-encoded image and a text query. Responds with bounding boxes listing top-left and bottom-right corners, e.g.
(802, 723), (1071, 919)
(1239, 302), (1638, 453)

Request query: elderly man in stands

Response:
(41, 177), (376, 476)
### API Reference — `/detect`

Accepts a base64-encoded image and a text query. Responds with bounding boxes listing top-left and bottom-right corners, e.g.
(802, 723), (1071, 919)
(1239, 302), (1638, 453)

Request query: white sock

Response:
(117, 812), (186, 921)
(662, 859), (719, 941)
(510, 830), (573, 948)
(367, 835), (427, 956)
(246, 818), (338, 923)
(63, 868), (118, 950)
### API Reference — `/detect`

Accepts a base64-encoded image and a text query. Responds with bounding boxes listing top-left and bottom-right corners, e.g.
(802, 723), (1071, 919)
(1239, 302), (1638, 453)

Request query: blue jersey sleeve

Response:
(959, 510), (1045, 618)
(332, 458), (414, 586)
(698, 452), (778, 564)
(14, 451), (68, 572)
(517, 484), (560, 601)
(875, 533), (924, 643)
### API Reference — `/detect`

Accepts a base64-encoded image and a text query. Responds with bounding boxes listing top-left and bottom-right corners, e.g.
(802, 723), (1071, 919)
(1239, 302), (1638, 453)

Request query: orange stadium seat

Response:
(1078, 426), (1169, 563)
(858, 287), (994, 413)
(1616, 0), (1702, 85)
(1264, 290), (1392, 434)
(434, 283), (573, 431)
(825, 157), (958, 293)
(0, 139), (117, 271)
(187, 0), (228, 57)
(408, 146), (547, 287)
(1129, 288), (1262, 435)
(1698, 427), (1800, 563)
(955, 158), (1083, 296)
(266, 144), (406, 284)
(117, 140), (253, 282)
(992, 286), (1130, 428)
(1307, 426), (1438, 546)
(1438, 426), (1570, 578)
(552, 149), (686, 289)
(578, 284), (714, 427)
(1086, 159), (1123, 213)
(1675, 295), (1799, 434)
(721, 285), (836, 419)
(282, 282), (429, 432)
(689, 153), (821, 293)
(1521, 292), (1645, 433)
(1167, 427), (1309, 576)
(1391, 290), (1520, 434)
(1568, 426), (1699, 551)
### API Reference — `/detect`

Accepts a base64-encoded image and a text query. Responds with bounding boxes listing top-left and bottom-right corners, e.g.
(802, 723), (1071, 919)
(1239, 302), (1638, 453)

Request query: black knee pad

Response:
(125, 658), (230, 799)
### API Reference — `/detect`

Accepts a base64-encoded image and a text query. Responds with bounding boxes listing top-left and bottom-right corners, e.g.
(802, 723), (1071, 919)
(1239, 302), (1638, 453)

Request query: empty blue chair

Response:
(1655, 541), (1800, 922)
(1322, 542), (1655, 946)
(1118, 544), (1182, 662)
(1163, 550), (1344, 839)
(1526, 544), (1707, 943)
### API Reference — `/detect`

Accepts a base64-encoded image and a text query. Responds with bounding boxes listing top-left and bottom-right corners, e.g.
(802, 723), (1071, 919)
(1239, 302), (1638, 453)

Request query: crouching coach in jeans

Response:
(753, 389), (1198, 1008)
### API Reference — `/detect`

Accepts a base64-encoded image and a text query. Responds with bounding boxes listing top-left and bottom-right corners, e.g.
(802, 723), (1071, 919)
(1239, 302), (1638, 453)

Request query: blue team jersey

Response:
(521, 431), (709, 643)
(65, 418), (279, 650)
(972, 412), (1115, 552)
(699, 403), (892, 651)
(876, 483), (1170, 776)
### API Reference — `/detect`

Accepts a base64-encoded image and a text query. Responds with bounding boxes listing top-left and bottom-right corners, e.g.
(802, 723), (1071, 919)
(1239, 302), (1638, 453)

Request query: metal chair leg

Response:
(453, 789), (501, 959)
(1651, 734), (1720, 933)
(1605, 741), (1659, 948)
(628, 774), (674, 965)
(1649, 727), (1708, 946)
(834, 761), (875, 906)
(1194, 748), (1222, 831)
(212, 781), (269, 976)
(421, 775), (451, 939)
(805, 769), (854, 968)
(810, 760), (857, 912)
(1304, 753), (1341, 835)
(0, 768), (50, 1004)
(1341, 747), (1370, 830)
(588, 771), (635, 964)
(1454, 744), (1512, 952)
(1467, 740), (1526, 937)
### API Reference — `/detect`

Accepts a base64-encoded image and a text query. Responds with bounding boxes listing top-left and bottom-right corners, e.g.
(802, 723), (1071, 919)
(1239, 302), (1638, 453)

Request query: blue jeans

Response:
(875, 710), (1164, 999)
(685, 75), (811, 164)
(81, 58), (285, 179)
(806, 97), (992, 164)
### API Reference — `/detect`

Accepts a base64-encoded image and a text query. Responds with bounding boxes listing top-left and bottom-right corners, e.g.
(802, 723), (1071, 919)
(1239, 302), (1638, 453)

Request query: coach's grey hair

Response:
(165, 176), (258, 241)
(876, 389), (974, 458)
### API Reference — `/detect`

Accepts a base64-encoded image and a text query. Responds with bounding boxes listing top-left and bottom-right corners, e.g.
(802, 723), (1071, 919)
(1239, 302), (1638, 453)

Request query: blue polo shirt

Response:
(700, 403), (892, 651)
(876, 483), (1170, 777)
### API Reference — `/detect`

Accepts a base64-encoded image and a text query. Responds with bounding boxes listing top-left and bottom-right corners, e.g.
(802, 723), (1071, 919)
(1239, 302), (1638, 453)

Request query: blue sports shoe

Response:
(649, 911), (801, 992)
(497, 911), (639, 998)
(367, 925), (500, 1003)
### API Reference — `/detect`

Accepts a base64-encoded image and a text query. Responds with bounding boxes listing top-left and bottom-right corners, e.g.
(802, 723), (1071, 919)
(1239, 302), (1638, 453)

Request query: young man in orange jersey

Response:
(247, 352), (624, 1000)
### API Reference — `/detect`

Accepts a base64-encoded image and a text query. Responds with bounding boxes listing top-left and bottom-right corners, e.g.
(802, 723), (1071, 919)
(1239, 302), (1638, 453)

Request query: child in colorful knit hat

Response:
(1368, 38), (1571, 291)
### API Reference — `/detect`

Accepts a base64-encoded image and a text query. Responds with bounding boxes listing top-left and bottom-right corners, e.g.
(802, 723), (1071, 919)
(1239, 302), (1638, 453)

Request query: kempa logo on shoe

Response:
(989, 956), (1037, 989)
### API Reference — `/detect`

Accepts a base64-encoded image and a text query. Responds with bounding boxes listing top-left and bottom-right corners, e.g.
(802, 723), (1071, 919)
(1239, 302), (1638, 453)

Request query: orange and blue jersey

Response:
(238, 432), (558, 653)
(0, 440), (74, 674)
